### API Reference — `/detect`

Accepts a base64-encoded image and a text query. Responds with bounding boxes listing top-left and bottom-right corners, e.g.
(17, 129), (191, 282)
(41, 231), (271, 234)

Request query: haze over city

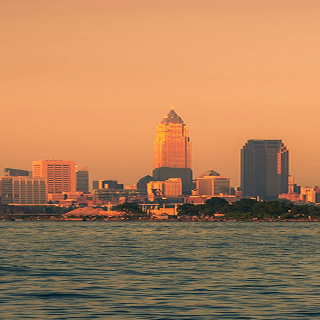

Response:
(2, 0), (320, 187)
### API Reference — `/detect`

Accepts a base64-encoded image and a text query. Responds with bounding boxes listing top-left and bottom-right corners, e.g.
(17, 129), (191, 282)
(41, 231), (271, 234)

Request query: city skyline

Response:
(2, 1), (320, 187)
(0, 111), (317, 189)
(2, 3), (320, 319)
(0, 115), (311, 195)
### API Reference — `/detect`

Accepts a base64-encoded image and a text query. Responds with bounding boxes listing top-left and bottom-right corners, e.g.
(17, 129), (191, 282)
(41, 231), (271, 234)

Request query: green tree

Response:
(199, 197), (230, 216)
(231, 198), (258, 213)
(113, 202), (147, 219)
(177, 203), (199, 216)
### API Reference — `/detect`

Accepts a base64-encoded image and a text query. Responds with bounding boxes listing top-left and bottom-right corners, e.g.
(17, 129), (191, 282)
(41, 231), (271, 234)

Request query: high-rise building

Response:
(0, 176), (47, 204)
(4, 168), (30, 177)
(76, 166), (89, 192)
(153, 110), (193, 194)
(197, 175), (230, 196)
(241, 140), (289, 200)
(32, 159), (76, 193)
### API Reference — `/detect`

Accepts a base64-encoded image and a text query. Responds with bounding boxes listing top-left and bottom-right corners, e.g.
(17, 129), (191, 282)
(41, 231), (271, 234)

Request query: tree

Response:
(177, 203), (199, 216)
(199, 197), (230, 216)
(113, 202), (146, 219)
(231, 198), (258, 213)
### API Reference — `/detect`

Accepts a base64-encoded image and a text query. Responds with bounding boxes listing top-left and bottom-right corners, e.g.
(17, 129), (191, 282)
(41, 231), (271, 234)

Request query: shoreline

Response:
(2, 217), (320, 222)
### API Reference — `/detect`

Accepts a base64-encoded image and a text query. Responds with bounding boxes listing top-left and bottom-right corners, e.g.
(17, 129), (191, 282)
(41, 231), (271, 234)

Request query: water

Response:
(1, 222), (320, 319)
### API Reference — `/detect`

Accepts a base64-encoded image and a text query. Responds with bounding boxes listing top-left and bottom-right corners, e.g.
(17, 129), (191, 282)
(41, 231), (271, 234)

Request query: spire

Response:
(161, 110), (184, 124)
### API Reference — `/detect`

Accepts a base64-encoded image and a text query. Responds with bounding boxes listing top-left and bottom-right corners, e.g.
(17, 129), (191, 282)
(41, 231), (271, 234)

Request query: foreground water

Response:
(1, 222), (320, 319)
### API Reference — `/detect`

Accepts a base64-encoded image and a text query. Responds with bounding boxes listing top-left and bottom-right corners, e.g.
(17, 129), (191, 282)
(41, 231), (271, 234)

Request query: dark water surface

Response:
(1, 222), (320, 319)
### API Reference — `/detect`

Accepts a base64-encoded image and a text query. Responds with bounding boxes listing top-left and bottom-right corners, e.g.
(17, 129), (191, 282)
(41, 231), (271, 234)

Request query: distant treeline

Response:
(178, 198), (320, 220)
(0, 204), (73, 217)
(1, 198), (320, 221)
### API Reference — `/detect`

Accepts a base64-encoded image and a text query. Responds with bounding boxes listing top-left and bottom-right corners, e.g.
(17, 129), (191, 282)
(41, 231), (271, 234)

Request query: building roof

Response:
(199, 170), (220, 178)
(64, 207), (104, 216)
(137, 175), (156, 190)
(161, 110), (184, 124)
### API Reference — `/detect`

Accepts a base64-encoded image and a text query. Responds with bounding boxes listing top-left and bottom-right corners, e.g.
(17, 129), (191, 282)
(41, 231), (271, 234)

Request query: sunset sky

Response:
(1, 0), (320, 187)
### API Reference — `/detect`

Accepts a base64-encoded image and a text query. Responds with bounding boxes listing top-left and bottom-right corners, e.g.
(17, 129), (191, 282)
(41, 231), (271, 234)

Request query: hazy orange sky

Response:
(1, 0), (320, 188)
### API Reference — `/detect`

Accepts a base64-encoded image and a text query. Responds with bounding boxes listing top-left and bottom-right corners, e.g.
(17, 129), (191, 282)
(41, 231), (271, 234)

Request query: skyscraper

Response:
(153, 110), (193, 194)
(76, 165), (89, 192)
(241, 140), (289, 200)
(33, 159), (76, 193)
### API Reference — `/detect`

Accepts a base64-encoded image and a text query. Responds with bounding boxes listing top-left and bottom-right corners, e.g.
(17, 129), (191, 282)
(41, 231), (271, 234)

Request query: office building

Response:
(4, 168), (30, 177)
(147, 178), (182, 199)
(98, 180), (124, 189)
(76, 166), (89, 192)
(153, 110), (193, 194)
(241, 140), (289, 200)
(0, 176), (47, 204)
(32, 159), (76, 193)
(93, 188), (147, 204)
(92, 181), (99, 190)
(197, 175), (230, 196)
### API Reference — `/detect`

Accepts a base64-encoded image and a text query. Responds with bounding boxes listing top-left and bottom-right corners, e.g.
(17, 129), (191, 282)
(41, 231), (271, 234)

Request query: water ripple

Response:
(1, 222), (320, 319)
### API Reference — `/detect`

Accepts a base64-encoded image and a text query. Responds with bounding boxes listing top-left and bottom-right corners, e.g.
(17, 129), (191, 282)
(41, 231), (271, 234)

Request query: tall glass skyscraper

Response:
(241, 140), (289, 200)
(153, 110), (193, 194)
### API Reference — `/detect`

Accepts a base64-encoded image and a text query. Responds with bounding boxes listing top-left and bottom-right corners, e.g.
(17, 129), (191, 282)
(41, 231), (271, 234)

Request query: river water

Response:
(1, 221), (320, 319)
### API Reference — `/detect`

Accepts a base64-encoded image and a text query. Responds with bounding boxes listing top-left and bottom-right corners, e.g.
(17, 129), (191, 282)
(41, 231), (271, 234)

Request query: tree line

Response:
(0, 204), (73, 217)
(177, 198), (320, 220)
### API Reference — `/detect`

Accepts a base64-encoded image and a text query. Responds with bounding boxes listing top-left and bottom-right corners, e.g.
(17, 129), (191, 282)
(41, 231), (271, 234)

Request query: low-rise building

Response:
(4, 168), (30, 177)
(147, 178), (182, 200)
(93, 188), (147, 204)
(300, 187), (316, 203)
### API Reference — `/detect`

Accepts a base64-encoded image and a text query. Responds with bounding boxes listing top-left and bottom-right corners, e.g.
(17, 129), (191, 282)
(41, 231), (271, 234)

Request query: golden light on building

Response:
(32, 159), (76, 194)
(153, 110), (191, 169)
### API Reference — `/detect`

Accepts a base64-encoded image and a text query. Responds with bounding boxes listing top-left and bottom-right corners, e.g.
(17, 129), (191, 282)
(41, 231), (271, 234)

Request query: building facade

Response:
(98, 180), (124, 190)
(147, 178), (182, 199)
(197, 176), (230, 196)
(93, 188), (147, 204)
(4, 168), (30, 177)
(153, 110), (193, 194)
(154, 110), (191, 169)
(76, 166), (89, 192)
(32, 159), (76, 193)
(0, 176), (47, 204)
(241, 140), (289, 200)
